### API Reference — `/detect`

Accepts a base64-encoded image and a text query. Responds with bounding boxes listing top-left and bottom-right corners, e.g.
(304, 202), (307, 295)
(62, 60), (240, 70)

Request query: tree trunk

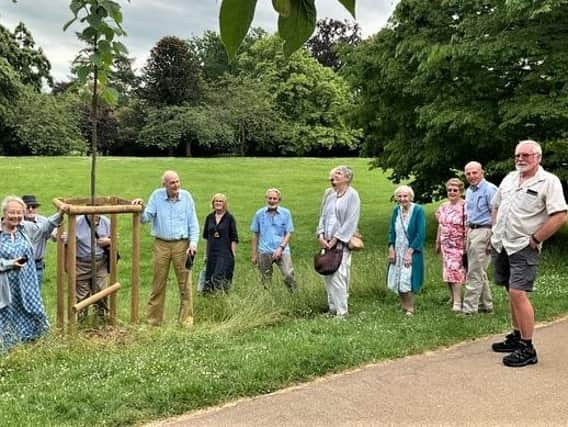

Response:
(185, 140), (192, 157)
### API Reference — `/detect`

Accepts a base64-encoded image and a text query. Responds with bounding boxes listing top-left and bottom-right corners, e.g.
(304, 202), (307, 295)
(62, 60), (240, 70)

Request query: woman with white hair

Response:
(0, 196), (49, 352)
(387, 185), (426, 315)
(317, 165), (361, 318)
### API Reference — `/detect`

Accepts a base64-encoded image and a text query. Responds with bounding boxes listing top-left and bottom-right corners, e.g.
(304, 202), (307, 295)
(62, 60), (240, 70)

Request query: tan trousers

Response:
(462, 228), (493, 313)
(147, 239), (191, 325)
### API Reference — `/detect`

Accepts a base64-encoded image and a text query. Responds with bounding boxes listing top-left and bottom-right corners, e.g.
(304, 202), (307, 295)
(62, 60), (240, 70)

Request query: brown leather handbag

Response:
(314, 245), (343, 276)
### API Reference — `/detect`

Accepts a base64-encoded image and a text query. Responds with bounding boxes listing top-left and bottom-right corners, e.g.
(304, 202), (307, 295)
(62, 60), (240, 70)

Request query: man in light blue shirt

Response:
(462, 161), (498, 315)
(250, 188), (296, 290)
(132, 170), (199, 326)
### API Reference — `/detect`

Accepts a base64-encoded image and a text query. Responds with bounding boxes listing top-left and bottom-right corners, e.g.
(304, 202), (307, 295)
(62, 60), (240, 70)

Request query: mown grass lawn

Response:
(1, 157), (567, 426)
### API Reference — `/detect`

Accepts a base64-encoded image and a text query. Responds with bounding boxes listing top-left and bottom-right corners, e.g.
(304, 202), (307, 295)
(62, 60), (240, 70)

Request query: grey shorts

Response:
(492, 245), (539, 292)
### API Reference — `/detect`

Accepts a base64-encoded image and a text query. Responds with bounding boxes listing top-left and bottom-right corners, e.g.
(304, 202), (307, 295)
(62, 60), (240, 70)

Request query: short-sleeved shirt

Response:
(250, 206), (294, 255)
(465, 179), (497, 226)
(491, 166), (567, 255)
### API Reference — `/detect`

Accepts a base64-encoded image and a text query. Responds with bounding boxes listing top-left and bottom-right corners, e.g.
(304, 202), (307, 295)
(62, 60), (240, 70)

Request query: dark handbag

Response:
(462, 252), (468, 271)
(314, 245), (343, 276)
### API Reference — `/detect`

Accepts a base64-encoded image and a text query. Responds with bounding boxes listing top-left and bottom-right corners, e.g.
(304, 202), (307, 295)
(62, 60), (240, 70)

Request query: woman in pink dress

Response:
(435, 178), (467, 311)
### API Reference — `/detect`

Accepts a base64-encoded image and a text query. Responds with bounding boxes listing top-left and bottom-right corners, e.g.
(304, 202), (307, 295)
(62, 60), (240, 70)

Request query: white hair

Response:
(517, 140), (542, 156)
(394, 185), (415, 201)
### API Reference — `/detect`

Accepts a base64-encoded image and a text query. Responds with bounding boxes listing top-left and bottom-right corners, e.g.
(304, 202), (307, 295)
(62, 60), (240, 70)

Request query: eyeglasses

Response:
(447, 188), (460, 193)
(514, 153), (537, 160)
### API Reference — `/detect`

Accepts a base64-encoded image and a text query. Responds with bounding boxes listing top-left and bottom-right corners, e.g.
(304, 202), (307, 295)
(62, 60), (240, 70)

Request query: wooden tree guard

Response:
(53, 196), (142, 334)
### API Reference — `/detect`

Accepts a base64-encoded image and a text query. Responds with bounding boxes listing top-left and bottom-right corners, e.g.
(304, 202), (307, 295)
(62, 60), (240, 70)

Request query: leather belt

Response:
(469, 224), (491, 229)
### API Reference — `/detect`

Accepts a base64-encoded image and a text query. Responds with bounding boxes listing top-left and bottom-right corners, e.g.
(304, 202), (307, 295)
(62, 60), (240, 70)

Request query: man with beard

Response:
(491, 140), (567, 367)
(250, 188), (296, 290)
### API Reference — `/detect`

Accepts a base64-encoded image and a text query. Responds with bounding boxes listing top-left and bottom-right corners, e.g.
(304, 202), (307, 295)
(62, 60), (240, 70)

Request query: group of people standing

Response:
(2, 141), (566, 368)
(390, 140), (567, 367)
(131, 166), (361, 325)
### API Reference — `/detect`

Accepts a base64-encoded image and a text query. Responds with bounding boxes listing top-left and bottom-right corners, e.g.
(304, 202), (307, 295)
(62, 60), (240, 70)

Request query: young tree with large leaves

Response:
(219, 0), (356, 59)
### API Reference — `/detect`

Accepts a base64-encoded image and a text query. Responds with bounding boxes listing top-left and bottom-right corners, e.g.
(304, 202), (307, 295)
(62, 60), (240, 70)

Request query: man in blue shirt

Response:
(462, 161), (497, 315)
(250, 188), (296, 290)
(132, 170), (199, 326)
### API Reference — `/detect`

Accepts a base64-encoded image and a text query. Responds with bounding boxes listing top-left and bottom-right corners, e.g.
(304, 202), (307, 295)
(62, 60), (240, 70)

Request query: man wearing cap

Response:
(131, 170), (199, 326)
(22, 194), (63, 288)
(250, 188), (296, 290)
(461, 162), (497, 315)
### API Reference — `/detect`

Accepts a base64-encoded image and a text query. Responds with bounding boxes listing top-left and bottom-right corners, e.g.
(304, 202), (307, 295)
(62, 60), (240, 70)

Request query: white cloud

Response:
(0, 0), (396, 82)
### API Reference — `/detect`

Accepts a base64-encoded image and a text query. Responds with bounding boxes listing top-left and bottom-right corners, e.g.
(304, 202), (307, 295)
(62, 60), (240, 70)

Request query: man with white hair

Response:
(132, 170), (199, 326)
(491, 140), (567, 367)
(250, 188), (296, 290)
(461, 161), (497, 315)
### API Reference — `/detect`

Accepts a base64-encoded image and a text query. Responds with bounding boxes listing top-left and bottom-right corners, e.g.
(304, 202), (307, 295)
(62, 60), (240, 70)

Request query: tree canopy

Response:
(345, 0), (568, 201)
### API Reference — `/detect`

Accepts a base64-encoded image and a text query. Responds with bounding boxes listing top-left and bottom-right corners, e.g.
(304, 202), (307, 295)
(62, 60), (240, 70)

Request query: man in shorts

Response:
(491, 140), (567, 367)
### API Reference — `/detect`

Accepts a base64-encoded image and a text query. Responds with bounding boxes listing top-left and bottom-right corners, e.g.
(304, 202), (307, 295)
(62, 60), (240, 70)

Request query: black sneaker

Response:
(492, 332), (520, 353)
(503, 341), (538, 367)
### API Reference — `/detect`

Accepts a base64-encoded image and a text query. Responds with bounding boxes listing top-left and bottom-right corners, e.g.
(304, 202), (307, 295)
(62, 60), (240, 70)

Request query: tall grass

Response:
(0, 157), (566, 426)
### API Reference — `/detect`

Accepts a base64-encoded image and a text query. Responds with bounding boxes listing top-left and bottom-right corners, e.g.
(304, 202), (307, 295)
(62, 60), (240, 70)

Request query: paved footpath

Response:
(151, 317), (568, 426)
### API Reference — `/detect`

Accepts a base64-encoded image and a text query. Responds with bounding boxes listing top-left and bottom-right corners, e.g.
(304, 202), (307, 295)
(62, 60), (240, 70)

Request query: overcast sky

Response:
(0, 0), (396, 82)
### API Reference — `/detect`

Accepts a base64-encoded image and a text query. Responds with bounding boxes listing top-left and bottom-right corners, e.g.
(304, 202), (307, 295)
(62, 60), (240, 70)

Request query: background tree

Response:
(0, 22), (53, 91)
(238, 35), (361, 156)
(138, 36), (202, 106)
(306, 18), (361, 70)
(345, 0), (568, 201)
(189, 28), (266, 82)
(137, 104), (234, 156)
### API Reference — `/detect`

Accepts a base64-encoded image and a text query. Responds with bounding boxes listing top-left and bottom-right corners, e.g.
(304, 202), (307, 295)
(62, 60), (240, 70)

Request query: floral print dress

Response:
(435, 201), (467, 284)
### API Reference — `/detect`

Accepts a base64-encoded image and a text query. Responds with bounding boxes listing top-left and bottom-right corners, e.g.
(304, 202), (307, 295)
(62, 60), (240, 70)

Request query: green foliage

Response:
(219, 0), (356, 60)
(238, 35), (361, 155)
(138, 36), (202, 106)
(0, 22), (53, 91)
(10, 90), (85, 155)
(137, 105), (234, 156)
(345, 0), (568, 201)
(65, 0), (128, 106)
(306, 18), (362, 70)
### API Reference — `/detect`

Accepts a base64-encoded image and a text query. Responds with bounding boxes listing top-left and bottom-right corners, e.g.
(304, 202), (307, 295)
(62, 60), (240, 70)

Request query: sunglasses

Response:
(447, 188), (460, 193)
(514, 153), (537, 160)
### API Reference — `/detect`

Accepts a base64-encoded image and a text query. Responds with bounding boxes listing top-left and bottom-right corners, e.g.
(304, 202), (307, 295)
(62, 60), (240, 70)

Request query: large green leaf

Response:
(337, 0), (356, 18)
(219, 0), (258, 61)
(278, 0), (317, 56)
(272, 0), (292, 16)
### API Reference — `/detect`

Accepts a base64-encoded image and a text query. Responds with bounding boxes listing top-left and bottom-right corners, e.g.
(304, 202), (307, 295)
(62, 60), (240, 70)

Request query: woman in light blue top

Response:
(387, 185), (426, 315)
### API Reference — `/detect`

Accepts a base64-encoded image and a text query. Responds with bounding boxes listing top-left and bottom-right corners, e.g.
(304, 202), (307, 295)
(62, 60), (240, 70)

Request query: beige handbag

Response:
(348, 231), (364, 251)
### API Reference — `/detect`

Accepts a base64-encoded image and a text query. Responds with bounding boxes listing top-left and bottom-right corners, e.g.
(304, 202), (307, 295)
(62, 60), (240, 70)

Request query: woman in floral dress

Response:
(435, 178), (467, 311)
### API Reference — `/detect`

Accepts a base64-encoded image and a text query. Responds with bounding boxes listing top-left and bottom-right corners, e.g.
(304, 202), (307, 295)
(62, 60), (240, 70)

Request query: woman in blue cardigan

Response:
(387, 185), (426, 315)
